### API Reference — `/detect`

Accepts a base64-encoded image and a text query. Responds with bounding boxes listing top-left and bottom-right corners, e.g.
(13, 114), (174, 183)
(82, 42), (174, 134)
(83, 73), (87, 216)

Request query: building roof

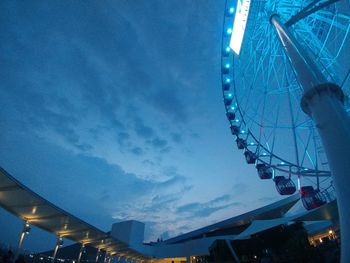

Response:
(162, 194), (300, 244)
(150, 198), (338, 258)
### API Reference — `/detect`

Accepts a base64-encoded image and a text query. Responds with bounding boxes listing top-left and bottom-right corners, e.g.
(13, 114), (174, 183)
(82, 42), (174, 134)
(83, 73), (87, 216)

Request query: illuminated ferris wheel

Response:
(220, 0), (350, 260)
(220, 0), (350, 208)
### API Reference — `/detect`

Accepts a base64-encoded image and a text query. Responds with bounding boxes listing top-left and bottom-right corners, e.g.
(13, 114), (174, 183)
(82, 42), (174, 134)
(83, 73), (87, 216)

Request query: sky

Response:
(0, 0), (285, 252)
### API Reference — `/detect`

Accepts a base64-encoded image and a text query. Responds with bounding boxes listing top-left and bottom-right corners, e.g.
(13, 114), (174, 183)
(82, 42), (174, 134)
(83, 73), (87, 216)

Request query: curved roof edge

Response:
(0, 166), (149, 261)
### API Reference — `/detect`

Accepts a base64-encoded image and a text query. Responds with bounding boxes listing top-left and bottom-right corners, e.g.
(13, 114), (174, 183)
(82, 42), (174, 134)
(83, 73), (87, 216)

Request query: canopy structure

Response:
(233, 200), (338, 240)
(161, 194), (338, 246)
(294, 199), (338, 221)
(162, 194), (300, 244)
(235, 218), (292, 240)
(0, 167), (149, 261)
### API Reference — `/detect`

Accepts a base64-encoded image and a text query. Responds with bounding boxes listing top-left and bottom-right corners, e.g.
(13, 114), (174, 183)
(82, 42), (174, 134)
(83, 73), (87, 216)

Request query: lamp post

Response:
(77, 244), (85, 263)
(52, 237), (63, 263)
(15, 221), (31, 260)
(95, 248), (101, 263)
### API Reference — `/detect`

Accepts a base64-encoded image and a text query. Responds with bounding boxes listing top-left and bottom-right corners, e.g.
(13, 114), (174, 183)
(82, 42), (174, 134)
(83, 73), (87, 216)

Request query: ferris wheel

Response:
(220, 0), (350, 211)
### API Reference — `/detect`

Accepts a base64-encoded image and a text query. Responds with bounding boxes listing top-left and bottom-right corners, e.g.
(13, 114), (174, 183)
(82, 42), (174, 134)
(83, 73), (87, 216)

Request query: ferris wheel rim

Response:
(220, 0), (349, 184)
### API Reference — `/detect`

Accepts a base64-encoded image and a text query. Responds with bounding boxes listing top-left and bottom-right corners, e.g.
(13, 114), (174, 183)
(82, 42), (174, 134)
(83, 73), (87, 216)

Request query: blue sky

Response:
(0, 0), (283, 251)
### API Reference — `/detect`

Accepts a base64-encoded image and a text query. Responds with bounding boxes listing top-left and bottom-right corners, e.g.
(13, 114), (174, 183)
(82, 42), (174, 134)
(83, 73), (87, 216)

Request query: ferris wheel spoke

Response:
(242, 27), (269, 75)
(333, 22), (350, 58)
(256, 86), (269, 156)
(311, 127), (319, 169)
(239, 51), (271, 118)
(310, 12), (350, 31)
(285, 0), (340, 27)
(341, 68), (350, 88)
(266, 41), (283, 90)
(286, 83), (302, 180)
(269, 101), (282, 164)
(296, 129), (316, 168)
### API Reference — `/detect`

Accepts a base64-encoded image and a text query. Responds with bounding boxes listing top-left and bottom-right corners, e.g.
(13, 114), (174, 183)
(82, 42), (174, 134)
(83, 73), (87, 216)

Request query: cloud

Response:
(157, 173), (187, 189)
(149, 137), (168, 149)
(258, 196), (280, 203)
(231, 183), (248, 195)
(0, 84), (94, 152)
(0, 0), (213, 162)
(0, 127), (193, 232)
(171, 133), (183, 144)
(142, 159), (158, 167)
(131, 146), (143, 156)
(177, 194), (242, 218)
(134, 119), (155, 139)
(117, 132), (130, 147)
(150, 88), (188, 123)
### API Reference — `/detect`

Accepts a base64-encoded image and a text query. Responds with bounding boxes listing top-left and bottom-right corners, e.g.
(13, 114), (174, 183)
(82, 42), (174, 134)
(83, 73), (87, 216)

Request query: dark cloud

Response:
(0, 0), (142, 145)
(0, 84), (92, 151)
(157, 174), (187, 189)
(0, 124), (197, 236)
(150, 88), (188, 122)
(75, 143), (93, 152)
(171, 133), (183, 144)
(0, 127), (192, 230)
(149, 137), (168, 149)
(0, 0), (216, 159)
(160, 146), (172, 154)
(131, 146), (143, 156)
(142, 159), (157, 167)
(134, 119), (155, 139)
(178, 204), (229, 218)
(177, 194), (241, 218)
(258, 196), (280, 203)
(191, 132), (200, 139)
(117, 132), (130, 147)
(231, 183), (248, 195)
(139, 194), (182, 214)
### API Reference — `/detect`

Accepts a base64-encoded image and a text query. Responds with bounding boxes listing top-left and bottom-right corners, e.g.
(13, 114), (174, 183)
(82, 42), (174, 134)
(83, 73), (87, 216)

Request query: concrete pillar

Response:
(225, 240), (241, 263)
(95, 248), (101, 263)
(77, 244), (85, 263)
(103, 253), (109, 263)
(52, 237), (63, 262)
(15, 221), (30, 260)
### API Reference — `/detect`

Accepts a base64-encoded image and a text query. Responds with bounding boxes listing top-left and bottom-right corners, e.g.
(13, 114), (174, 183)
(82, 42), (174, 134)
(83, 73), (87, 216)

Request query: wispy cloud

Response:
(177, 194), (242, 218)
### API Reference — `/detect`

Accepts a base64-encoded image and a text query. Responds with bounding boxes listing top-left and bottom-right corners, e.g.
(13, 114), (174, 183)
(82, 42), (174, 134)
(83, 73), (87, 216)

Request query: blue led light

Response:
(227, 28), (232, 35)
(227, 93), (232, 98)
(229, 7), (234, 14)
(225, 63), (230, 68)
(231, 106), (236, 110)
(225, 46), (231, 53)
(225, 77), (231, 83)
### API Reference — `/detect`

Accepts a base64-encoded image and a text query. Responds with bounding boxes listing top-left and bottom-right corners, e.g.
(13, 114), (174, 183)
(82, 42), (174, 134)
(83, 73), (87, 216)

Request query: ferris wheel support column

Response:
(270, 15), (350, 263)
